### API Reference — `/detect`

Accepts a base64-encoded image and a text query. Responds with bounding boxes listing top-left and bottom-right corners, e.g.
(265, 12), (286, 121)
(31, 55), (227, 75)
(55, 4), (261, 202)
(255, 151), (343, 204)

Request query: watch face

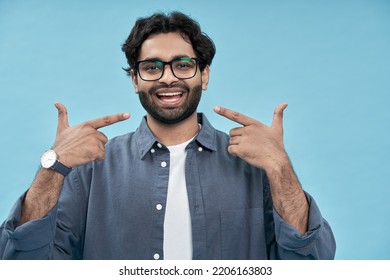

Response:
(41, 150), (57, 168)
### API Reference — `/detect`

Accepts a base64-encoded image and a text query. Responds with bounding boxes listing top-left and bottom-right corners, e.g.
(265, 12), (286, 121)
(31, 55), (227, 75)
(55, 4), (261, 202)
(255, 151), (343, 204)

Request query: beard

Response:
(137, 84), (202, 125)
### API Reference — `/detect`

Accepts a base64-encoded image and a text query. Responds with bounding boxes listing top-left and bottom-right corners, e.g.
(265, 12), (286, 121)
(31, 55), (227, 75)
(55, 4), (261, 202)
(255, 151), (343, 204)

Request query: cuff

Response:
(273, 192), (323, 252)
(4, 193), (58, 251)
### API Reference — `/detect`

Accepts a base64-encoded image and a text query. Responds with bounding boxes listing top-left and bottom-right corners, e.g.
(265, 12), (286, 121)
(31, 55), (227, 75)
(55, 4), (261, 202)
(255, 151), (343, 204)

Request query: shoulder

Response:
(106, 132), (134, 146)
(213, 128), (265, 175)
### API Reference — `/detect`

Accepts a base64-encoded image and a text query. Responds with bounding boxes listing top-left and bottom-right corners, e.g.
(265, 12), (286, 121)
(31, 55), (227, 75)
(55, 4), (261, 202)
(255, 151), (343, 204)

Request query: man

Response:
(0, 12), (335, 259)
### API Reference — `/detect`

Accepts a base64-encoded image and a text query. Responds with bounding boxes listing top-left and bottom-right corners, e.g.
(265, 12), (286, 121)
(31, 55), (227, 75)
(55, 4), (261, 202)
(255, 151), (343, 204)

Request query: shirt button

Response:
(157, 143), (163, 148)
(161, 161), (167, 168)
(153, 253), (160, 260)
(150, 148), (155, 153)
(156, 204), (163, 211)
(198, 147), (203, 152)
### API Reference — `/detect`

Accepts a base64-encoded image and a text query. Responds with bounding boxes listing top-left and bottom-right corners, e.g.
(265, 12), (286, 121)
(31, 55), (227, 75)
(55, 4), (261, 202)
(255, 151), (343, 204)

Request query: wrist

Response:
(263, 152), (290, 175)
(40, 149), (72, 177)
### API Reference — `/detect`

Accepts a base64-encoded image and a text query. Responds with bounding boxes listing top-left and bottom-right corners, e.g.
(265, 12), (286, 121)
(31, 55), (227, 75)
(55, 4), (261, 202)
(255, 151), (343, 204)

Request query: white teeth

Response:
(157, 92), (182, 96)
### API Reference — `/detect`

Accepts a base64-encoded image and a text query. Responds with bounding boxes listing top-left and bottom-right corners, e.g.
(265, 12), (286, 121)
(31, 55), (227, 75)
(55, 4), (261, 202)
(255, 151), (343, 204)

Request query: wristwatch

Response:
(40, 150), (72, 177)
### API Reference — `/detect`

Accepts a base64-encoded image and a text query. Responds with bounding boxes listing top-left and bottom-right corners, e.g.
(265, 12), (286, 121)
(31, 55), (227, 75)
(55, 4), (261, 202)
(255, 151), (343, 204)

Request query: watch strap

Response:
(51, 160), (72, 177)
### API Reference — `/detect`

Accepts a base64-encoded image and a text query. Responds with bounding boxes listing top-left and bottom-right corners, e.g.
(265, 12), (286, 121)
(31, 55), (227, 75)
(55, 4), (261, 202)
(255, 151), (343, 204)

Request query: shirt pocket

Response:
(220, 208), (267, 259)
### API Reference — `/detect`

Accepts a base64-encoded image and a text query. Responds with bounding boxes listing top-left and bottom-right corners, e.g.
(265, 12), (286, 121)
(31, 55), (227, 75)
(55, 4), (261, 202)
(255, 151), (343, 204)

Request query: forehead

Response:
(138, 32), (196, 61)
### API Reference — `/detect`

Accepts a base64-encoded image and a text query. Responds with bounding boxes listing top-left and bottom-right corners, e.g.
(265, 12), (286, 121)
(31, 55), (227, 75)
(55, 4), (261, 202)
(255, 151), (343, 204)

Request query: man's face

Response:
(131, 32), (209, 124)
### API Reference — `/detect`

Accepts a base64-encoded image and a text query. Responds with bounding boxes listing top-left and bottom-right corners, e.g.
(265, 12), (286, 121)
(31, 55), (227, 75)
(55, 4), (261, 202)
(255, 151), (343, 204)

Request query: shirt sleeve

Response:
(272, 192), (336, 259)
(0, 193), (58, 259)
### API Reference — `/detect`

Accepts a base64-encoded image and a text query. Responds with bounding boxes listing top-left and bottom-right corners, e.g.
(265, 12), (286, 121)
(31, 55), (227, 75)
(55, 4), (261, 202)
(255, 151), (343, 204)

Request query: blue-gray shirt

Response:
(0, 113), (336, 260)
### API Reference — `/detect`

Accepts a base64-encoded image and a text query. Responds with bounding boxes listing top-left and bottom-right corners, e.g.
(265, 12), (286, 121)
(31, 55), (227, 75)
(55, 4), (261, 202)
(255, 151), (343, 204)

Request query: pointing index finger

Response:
(87, 112), (130, 129)
(214, 106), (256, 126)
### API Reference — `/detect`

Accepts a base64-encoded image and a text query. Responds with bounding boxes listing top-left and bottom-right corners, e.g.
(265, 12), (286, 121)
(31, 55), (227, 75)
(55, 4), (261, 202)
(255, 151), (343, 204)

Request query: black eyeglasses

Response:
(134, 57), (199, 81)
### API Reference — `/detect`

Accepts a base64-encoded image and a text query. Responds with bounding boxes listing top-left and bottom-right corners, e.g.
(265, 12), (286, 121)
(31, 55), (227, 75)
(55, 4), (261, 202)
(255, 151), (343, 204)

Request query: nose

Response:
(158, 64), (179, 84)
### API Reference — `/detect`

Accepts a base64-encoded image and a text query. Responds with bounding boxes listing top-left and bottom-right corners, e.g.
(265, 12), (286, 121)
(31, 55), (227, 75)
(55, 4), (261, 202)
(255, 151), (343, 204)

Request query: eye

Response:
(177, 63), (190, 69)
(140, 61), (163, 72)
(173, 58), (195, 71)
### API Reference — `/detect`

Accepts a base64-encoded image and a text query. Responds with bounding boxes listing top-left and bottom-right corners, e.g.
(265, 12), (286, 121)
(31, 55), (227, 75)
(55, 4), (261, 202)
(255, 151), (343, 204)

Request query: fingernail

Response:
(123, 113), (130, 119)
(213, 106), (221, 112)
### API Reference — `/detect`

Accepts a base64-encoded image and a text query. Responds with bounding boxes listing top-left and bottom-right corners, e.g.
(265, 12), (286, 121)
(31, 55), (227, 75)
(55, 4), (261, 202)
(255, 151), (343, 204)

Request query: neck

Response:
(146, 112), (199, 146)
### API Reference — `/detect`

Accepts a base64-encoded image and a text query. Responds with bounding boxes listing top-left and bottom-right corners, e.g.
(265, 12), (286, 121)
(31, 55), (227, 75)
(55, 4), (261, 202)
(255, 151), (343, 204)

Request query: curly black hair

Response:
(122, 11), (216, 75)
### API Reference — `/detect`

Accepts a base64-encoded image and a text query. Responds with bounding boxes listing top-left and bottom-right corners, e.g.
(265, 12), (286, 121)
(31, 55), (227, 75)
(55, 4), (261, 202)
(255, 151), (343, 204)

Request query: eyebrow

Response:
(140, 55), (193, 62)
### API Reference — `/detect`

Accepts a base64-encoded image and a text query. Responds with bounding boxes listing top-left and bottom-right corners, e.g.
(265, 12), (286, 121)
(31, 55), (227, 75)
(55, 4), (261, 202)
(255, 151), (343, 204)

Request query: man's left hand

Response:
(213, 103), (289, 172)
(214, 103), (309, 234)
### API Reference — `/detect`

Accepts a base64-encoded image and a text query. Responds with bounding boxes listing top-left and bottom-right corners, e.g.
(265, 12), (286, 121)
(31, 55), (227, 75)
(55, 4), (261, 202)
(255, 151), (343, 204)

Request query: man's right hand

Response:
(52, 102), (130, 167)
(19, 103), (130, 225)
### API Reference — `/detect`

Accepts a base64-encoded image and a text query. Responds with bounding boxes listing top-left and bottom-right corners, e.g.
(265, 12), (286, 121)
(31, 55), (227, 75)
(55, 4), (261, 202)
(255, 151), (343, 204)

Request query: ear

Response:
(130, 69), (139, 93)
(201, 65), (210, 91)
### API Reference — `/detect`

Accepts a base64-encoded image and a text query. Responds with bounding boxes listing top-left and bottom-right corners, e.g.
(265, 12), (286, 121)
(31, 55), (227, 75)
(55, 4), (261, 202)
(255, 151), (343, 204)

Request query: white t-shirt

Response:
(163, 138), (193, 259)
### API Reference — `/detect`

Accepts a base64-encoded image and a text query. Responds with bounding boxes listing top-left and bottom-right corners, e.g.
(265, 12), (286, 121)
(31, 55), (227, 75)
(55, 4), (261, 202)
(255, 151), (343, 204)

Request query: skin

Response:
(131, 32), (209, 146)
(20, 31), (308, 235)
(214, 104), (309, 234)
(20, 105), (130, 224)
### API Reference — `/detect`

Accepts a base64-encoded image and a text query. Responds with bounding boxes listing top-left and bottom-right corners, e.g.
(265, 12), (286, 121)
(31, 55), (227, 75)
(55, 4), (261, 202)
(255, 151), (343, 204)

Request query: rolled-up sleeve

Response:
(0, 194), (58, 259)
(272, 192), (336, 259)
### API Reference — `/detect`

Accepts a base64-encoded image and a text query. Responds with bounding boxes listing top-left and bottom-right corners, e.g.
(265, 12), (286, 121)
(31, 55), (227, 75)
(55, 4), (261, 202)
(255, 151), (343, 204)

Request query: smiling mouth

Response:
(156, 91), (184, 104)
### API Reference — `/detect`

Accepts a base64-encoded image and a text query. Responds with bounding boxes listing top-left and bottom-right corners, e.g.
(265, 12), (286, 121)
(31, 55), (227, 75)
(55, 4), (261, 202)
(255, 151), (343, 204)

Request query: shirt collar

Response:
(195, 113), (217, 152)
(134, 113), (217, 159)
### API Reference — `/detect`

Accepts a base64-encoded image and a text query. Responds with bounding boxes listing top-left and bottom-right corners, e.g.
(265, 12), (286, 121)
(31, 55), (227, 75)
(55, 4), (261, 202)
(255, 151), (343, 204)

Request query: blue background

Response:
(0, 0), (389, 260)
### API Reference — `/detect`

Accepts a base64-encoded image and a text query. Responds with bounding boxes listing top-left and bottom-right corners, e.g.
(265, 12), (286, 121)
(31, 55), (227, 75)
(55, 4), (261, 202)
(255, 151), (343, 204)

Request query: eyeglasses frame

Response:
(134, 57), (200, 81)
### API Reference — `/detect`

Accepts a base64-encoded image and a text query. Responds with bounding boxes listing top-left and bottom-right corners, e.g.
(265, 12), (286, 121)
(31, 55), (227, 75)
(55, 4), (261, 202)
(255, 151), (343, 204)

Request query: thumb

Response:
(54, 102), (69, 133)
(271, 102), (288, 132)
